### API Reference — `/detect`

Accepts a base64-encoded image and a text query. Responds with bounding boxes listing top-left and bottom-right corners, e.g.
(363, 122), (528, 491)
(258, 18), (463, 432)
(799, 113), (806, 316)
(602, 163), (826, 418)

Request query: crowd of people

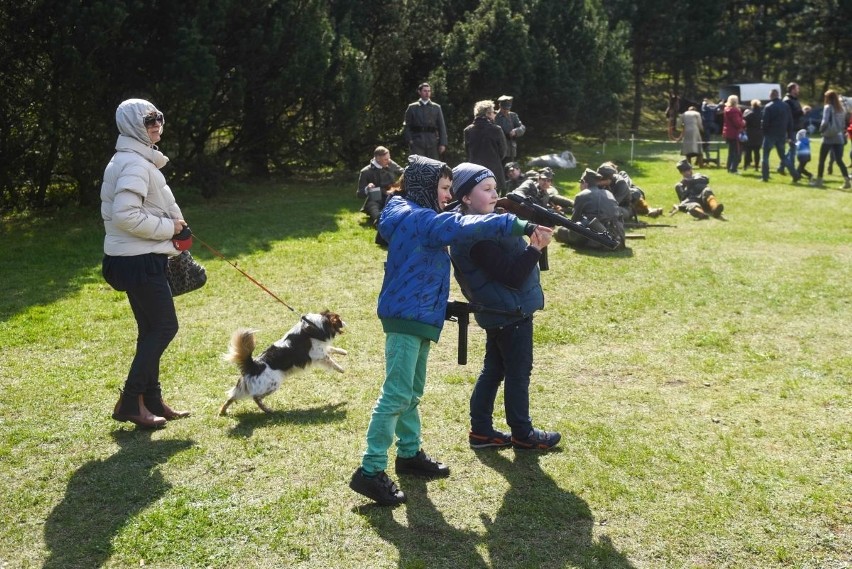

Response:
(691, 83), (851, 189)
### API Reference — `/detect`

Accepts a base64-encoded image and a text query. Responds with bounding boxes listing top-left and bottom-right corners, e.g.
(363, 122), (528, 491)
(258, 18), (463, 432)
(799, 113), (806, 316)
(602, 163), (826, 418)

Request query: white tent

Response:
(719, 83), (783, 103)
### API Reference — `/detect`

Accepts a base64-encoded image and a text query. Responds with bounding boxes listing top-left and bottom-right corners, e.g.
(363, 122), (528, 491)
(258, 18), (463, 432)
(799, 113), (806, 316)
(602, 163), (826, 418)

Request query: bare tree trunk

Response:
(630, 44), (644, 134)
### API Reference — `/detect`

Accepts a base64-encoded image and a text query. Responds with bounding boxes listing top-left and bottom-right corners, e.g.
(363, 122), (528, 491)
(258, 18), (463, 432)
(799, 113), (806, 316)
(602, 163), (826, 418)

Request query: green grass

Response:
(1, 141), (851, 568)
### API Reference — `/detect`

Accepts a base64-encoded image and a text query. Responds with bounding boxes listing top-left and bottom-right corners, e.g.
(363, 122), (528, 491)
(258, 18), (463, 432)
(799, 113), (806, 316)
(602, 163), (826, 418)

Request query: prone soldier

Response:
(597, 161), (663, 220)
(672, 159), (726, 220)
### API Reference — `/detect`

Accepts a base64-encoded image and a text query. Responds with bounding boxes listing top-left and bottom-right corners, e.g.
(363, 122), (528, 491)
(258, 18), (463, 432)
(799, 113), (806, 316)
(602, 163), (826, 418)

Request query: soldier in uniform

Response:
(403, 83), (448, 159)
(672, 159), (725, 220)
(356, 146), (404, 227)
(554, 168), (624, 250)
(493, 95), (526, 164)
(504, 162), (527, 193)
(511, 168), (573, 212)
(596, 161), (663, 220)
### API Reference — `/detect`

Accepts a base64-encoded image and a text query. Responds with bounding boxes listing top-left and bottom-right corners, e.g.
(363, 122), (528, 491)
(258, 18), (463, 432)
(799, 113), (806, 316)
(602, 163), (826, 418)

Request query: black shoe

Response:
(395, 449), (450, 478)
(512, 428), (561, 450)
(349, 468), (406, 506)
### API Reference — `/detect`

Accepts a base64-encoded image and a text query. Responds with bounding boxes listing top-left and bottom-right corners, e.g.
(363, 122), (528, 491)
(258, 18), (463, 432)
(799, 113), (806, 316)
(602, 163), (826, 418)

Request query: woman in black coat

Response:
(742, 99), (764, 171)
(463, 101), (508, 194)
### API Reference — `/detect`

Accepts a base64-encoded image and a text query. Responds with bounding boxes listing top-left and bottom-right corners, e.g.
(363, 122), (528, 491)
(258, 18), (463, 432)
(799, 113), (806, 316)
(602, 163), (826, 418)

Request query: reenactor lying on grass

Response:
(596, 161), (664, 220)
(670, 159), (726, 220)
(553, 168), (625, 250)
(511, 167), (574, 213)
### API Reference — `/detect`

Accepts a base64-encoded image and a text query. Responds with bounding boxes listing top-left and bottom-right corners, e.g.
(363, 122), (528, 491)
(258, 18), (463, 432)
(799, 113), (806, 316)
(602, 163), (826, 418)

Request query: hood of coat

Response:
(402, 154), (446, 212)
(115, 98), (161, 146)
(114, 99), (169, 169)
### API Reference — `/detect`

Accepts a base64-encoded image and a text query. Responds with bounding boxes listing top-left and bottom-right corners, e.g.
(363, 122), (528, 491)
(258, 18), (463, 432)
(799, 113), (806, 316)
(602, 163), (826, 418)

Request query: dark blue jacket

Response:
(761, 99), (794, 140)
(450, 235), (543, 329)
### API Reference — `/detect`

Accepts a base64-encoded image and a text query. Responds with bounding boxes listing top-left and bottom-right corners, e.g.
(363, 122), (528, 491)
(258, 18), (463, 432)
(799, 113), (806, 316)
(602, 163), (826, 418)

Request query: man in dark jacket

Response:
(783, 83), (804, 130)
(463, 100), (507, 193)
(761, 88), (800, 183)
(781, 82), (805, 173)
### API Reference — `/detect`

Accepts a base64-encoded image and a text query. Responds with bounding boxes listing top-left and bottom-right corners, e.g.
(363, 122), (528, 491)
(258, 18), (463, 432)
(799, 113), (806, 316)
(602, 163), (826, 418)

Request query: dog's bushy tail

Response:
(226, 328), (258, 376)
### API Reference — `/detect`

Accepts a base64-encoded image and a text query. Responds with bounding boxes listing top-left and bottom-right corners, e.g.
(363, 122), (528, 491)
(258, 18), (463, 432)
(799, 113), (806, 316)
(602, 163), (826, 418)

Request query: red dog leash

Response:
(191, 233), (300, 314)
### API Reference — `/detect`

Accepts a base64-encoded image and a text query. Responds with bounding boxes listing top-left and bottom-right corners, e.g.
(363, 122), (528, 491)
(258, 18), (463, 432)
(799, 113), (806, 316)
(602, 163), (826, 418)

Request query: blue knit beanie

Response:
(452, 162), (495, 200)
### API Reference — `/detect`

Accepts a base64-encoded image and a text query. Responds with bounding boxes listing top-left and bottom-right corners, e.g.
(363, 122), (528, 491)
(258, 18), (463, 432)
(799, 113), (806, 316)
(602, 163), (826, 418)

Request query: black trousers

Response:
(103, 254), (179, 397)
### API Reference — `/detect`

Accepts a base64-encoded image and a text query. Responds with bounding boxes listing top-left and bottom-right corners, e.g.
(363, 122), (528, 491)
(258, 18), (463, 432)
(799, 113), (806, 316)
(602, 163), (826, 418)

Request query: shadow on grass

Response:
(42, 430), (193, 569)
(356, 451), (635, 568)
(357, 476), (489, 568)
(477, 451), (636, 568)
(0, 180), (355, 322)
(225, 402), (347, 438)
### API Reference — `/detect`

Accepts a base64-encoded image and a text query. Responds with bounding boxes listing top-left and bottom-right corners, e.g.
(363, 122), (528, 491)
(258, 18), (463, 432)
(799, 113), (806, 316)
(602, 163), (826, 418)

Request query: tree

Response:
(442, 0), (629, 147)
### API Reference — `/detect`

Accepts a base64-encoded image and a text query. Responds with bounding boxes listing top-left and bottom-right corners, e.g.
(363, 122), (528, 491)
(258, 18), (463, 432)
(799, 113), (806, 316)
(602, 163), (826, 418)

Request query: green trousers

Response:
(361, 333), (431, 475)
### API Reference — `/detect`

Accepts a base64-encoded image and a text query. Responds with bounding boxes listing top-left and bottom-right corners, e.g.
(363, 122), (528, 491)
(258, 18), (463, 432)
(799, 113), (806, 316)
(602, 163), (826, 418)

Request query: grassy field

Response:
(1, 141), (850, 568)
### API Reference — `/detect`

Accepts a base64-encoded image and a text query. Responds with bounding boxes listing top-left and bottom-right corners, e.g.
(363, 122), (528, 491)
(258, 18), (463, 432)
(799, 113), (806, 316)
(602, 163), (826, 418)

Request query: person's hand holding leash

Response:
(172, 224), (193, 250)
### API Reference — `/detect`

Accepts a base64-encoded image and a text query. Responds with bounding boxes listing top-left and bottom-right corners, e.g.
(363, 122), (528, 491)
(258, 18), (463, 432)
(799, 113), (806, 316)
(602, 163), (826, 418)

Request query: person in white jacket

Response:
(101, 98), (191, 428)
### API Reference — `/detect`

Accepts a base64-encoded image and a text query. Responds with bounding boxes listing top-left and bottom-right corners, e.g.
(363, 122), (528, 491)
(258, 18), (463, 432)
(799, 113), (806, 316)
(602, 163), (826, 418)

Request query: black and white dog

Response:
(219, 311), (347, 415)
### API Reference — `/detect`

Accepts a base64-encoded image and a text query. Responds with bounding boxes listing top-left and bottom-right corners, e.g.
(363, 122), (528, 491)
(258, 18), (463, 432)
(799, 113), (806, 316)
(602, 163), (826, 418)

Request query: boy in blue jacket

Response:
(350, 155), (544, 506)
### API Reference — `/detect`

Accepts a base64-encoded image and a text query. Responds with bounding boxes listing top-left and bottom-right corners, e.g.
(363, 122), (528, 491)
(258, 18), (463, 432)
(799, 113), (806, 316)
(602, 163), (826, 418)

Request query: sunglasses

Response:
(143, 112), (165, 127)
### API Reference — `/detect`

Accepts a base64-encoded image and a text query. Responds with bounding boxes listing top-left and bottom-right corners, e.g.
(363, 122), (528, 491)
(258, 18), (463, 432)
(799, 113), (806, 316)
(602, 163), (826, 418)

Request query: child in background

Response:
(795, 129), (812, 182)
(349, 155), (544, 507)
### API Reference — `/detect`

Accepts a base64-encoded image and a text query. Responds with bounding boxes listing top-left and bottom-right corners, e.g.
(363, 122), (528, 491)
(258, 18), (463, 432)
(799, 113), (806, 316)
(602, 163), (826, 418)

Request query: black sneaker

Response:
(349, 467), (406, 506)
(469, 429), (512, 449)
(395, 449), (450, 478)
(512, 428), (561, 450)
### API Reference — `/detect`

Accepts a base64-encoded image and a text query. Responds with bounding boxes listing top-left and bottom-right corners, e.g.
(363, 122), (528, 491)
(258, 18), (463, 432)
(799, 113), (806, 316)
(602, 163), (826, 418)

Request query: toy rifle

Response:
(496, 193), (621, 269)
(624, 221), (675, 228)
(445, 300), (525, 365)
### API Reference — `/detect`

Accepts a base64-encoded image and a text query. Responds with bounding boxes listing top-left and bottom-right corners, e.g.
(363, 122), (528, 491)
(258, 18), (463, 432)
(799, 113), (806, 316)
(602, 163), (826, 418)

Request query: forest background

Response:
(2, 0), (851, 212)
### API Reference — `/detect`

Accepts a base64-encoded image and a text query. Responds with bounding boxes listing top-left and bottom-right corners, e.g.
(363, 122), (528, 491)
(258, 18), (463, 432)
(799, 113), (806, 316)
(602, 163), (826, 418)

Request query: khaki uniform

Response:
(675, 174), (722, 218)
(558, 187), (625, 249)
(494, 110), (526, 161)
(403, 100), (448, 159)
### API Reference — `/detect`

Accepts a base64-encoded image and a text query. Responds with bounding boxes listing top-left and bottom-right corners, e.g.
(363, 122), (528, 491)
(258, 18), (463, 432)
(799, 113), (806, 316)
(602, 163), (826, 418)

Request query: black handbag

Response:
(165, 250), (207, 296)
